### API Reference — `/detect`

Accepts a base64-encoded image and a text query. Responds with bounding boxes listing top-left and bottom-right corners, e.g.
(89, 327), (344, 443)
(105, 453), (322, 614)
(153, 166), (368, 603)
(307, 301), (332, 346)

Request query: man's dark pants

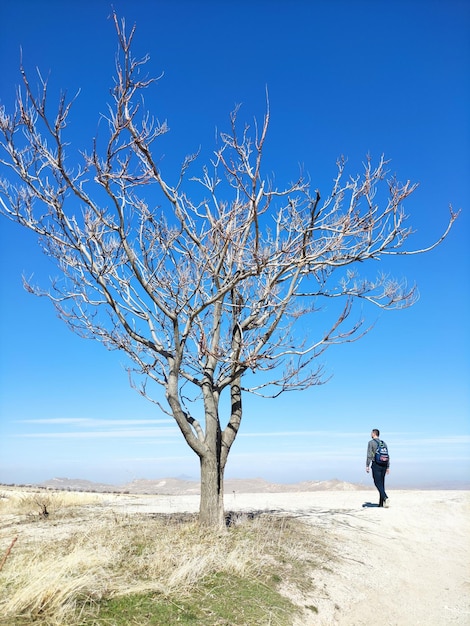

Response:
(371, 462), (388, 506)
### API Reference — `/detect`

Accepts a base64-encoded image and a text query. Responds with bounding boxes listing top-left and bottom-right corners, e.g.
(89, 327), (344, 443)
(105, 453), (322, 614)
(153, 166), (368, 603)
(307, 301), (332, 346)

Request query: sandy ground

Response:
(99, 489), (470, 625)
(1, 488), (469, 624)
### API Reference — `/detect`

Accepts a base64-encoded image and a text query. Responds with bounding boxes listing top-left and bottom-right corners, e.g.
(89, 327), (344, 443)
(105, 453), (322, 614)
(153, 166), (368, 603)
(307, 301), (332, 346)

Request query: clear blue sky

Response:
(0, 0), (469, 488)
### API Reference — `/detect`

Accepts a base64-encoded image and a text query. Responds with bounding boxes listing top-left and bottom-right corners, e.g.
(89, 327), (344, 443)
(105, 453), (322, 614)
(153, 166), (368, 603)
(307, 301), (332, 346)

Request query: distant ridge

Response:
(7, 477), (467, 494)
(32, 476), (369, 495)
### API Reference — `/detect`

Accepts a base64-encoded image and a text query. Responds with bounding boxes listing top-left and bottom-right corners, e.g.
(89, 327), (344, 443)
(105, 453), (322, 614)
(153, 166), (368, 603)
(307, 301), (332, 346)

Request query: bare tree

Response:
(0, 15), (457, 527)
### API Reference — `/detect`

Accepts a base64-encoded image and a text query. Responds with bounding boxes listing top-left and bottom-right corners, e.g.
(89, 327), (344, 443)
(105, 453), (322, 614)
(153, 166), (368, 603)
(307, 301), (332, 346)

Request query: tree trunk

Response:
(199, 452), (225, 528)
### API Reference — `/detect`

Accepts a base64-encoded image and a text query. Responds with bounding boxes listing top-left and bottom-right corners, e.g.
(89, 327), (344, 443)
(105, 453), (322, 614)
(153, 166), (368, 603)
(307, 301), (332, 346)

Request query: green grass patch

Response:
(79, 572), (296, 626)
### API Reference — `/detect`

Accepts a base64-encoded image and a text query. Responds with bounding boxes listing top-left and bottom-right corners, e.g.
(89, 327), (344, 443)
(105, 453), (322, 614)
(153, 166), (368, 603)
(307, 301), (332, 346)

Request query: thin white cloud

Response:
(16, 427), (179, 439)
(20, 418), (91, 425)
(19, 418), (174, 426)
(113, 455), (196, 463)
(239, 430), (363, 438)
(414, 435), (470, 445)
(389, 435), (470, 448)
(239, 431), (470, 447)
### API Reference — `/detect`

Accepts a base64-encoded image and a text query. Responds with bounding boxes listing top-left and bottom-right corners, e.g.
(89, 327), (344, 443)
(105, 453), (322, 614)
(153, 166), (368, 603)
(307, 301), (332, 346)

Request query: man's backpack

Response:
(374, 440), (389, 466)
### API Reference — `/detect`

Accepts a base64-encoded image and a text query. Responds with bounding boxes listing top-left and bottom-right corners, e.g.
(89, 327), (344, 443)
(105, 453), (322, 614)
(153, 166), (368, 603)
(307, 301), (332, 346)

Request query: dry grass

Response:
(0, 487), (100, 517)
(0, 489), (331, 625)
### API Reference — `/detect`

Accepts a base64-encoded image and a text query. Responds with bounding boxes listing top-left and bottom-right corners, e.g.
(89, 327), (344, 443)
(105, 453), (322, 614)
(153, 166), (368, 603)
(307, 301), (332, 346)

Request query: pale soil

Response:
(1, 489), (469, 625)
(102, 489), (470, 625)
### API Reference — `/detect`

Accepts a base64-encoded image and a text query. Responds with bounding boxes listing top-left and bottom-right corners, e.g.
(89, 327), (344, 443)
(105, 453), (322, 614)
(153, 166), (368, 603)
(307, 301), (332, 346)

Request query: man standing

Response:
(366, 429), (390, 507)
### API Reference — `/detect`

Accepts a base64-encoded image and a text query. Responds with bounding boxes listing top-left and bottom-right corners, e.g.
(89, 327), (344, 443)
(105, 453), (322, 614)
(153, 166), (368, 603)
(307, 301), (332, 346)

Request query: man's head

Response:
(371, 429), (380, 438)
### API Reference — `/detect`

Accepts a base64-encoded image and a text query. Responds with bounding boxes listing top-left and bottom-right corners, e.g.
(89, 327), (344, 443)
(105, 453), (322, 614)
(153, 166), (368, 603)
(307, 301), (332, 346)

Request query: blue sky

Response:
(0, 0), (469, 488)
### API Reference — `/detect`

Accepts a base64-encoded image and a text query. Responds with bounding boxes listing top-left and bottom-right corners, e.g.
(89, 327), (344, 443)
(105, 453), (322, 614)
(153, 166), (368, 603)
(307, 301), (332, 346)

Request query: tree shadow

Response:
(225, 509), (278, 526)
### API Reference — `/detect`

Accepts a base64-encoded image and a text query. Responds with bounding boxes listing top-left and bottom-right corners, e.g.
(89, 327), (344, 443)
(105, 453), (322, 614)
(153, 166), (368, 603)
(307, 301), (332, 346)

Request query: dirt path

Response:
(282, 490), (469, 625)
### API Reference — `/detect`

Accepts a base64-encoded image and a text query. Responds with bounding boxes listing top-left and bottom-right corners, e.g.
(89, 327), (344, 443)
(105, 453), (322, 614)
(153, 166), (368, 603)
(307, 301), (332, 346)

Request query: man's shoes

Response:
(384, 498), (389, 508)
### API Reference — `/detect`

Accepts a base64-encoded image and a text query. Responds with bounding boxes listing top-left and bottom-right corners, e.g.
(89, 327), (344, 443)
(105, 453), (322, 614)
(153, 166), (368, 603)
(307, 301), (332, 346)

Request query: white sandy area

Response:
(102, 489), (470, 625)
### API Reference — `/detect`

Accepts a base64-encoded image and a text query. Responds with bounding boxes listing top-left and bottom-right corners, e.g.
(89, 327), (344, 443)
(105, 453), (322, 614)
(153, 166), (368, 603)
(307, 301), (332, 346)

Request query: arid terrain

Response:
(36, 476), (371, 495)
(82, 488), (470, 624)
(0, 482), (469, 624)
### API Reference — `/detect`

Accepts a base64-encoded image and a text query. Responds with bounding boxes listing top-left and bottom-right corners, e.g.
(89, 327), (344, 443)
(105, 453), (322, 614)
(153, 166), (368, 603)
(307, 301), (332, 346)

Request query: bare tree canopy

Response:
(0, 15), (457, 526)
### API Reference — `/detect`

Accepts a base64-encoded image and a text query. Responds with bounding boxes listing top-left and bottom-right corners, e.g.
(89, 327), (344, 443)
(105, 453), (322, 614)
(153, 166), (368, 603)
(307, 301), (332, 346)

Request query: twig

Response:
(0, 536), (18, 572)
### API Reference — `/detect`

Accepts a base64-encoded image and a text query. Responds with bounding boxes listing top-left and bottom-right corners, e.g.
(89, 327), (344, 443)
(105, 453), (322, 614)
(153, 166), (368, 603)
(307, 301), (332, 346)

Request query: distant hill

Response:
(33, 476), (370, 495)
(3, 476), (468, 494)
